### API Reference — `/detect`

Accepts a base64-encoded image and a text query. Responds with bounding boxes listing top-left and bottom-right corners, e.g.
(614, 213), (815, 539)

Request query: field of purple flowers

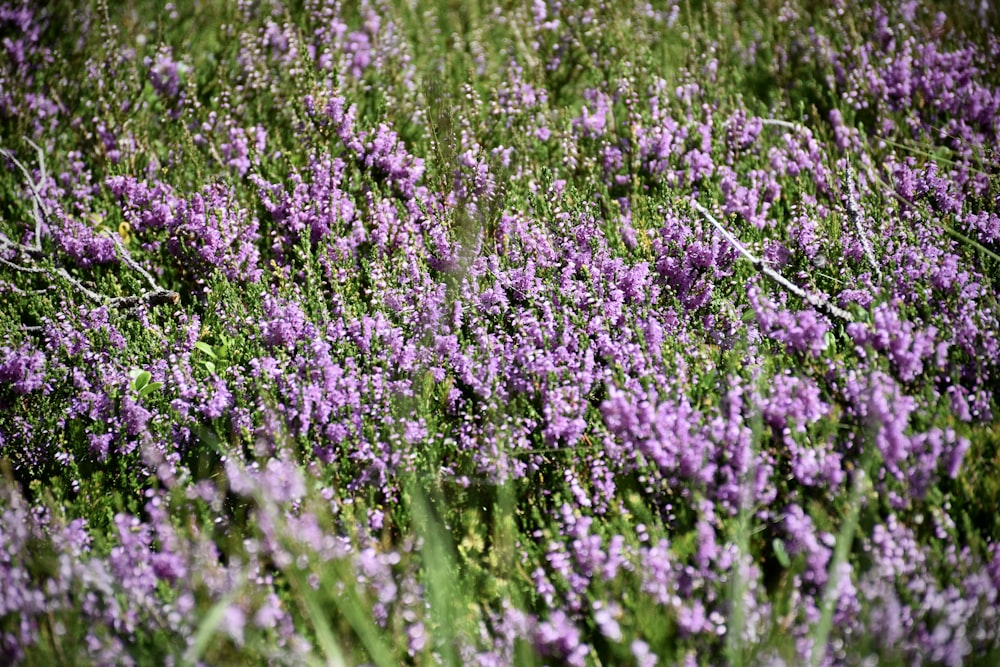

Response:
(2, 0), (999, 664)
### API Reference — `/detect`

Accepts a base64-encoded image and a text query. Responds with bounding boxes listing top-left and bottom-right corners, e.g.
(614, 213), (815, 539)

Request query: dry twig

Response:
(1, 141), (179, 310)
(843, 165), (884, 283)
(689, 199), (855, 324)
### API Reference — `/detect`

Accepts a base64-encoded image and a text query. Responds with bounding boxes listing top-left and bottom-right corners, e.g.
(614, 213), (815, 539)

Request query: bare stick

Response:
(107, 290), (180, 309)
(50, 266), (108, 303)
(3, 252), (179, 309)
(2, 140), (180, 311)
(759, 118), (806, 132)
(0, 227), (43, 261)
(0, 280), (50, 297)
(26, 138), (47, 251)
(843, 165), (884, 283)
(0, 256), (47, 276)
(105, 230), (162, 291)
(690, 200), (855, 323)
(0, 143), (48, 251)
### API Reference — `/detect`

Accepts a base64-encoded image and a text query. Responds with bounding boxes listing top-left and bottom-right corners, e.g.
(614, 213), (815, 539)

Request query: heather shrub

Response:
(1, 0), (999, 665)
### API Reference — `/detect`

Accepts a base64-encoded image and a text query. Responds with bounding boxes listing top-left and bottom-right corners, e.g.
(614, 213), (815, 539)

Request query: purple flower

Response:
(220, 604), (247, 646)
(848, 302), (938, 383)
(363, 123), (425, 199)
(260, 295), (310, 350)
(121, 394), (152, 436)
(748, 284), (829, 357)
(573, 88), (611, 138)
(145, 45), (183, 99)
(631, 639), (658, 667)
(201, 377), (233, 420)
(168, 183), (262, 282)
(535, 610), (589, 667)
(0, 345), (46, 395)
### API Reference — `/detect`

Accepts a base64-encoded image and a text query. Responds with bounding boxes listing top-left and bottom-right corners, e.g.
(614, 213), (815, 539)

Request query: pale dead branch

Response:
(1, 141), (179, 311)
(689, 199), (855, 324)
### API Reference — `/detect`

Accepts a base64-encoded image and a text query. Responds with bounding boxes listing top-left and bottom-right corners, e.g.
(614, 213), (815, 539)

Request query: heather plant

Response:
(2, 0), (1000, 665)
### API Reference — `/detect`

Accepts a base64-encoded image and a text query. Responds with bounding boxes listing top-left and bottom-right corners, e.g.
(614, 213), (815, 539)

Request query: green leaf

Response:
(823, 331), (837, 355)
(131, 370), (151, 392)
(810, 470), (867, 667)
(183, 588), (241, 666)
(300, 586), (349, 667)
(772, 538), (791, 569)
(204, 361), (216, 374)
(138, 381), (163, 398)
(194, 341), (217, 359)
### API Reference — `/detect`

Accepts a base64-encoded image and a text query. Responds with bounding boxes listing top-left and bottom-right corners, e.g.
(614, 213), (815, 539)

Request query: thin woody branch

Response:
(689, 199), (855, 324)
(1, 140), (179, 310)
(758, 118), (804, 131)
(761, 121), (885, 285)
(0, 140), (48, 253)
(105, 231), (163, 292)
(843, 165), (884, 284)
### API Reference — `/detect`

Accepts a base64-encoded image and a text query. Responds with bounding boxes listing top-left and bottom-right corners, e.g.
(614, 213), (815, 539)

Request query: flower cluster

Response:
(1, 0), (998, 665)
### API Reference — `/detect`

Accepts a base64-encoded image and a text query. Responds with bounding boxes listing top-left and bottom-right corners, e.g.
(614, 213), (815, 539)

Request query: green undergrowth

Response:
(2, 0), (999, 665)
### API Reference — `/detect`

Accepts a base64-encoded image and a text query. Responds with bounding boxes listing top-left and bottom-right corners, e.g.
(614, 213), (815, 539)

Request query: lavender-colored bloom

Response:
(145, 44), (183, 99)
(631, 639), (658, 667)
(121, 393), (152, 436)
(748, 284), (829, 357)
(2, 2), (1000, 664)
(0, 345), (46, 395)
(260, 295), (311, 350)
(200, 377), (233, 420)
(724, 109), (763, 153)
(573, 88), (612, 138)
(783, 504), (833, 589)
(535, 610), (589, 667)
(219, 604), (247, 646)
(168, 183), (262, 282)
(962, 210), (1000, 245)
(363, 123), (425, 199)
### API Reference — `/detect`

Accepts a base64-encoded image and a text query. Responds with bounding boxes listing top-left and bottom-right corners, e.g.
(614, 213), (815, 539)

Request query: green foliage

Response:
(2, 0), (999, 665)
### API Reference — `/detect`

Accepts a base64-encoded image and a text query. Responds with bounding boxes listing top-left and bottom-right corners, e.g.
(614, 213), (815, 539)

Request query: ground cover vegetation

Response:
(1, 0), (999, 664)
